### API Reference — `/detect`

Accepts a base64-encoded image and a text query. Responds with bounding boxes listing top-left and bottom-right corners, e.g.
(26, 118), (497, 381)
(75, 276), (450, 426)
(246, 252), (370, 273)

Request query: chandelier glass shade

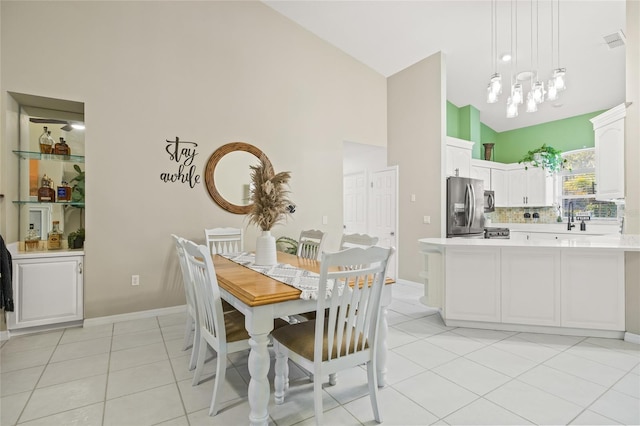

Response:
(487, 0), (567, 118)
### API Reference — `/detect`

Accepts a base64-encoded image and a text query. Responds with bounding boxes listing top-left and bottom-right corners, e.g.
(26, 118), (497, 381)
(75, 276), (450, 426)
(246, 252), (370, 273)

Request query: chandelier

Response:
(486, 0), (567, 118)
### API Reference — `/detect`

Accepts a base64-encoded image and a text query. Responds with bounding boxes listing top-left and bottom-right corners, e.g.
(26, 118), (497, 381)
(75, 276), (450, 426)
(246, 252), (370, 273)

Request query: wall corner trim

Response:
(624, 332), (640, 345)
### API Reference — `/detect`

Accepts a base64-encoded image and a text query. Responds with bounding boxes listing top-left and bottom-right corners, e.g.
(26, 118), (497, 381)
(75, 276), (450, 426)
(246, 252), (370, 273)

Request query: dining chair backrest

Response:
(339, 232), (379, 250)
(171, 234), (197, 320)
(182, 239), (227, 347)
(204, 227), (244, 255)
(315, 246), (393, 363)
(296, 229), (327, 260)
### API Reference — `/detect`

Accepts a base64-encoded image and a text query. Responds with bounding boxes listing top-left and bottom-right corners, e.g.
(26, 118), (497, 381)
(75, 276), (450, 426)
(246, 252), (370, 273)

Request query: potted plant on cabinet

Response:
(518, 144), (568, 173)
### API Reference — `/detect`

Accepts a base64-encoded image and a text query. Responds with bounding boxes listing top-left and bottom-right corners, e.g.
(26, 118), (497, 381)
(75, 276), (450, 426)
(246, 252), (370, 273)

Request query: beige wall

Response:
(1, 1), (387, 318)
(388, 52), (446, 283)
(625, 0), (640, 335)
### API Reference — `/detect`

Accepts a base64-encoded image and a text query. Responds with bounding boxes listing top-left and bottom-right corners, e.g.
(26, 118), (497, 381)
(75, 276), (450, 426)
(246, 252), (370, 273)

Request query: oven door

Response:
(484, 190), (495, 213)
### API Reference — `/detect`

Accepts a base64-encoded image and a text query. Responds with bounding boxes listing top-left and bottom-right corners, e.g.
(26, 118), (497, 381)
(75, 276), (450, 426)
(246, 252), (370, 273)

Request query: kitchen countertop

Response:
(7, 242), (84, 259)
(488, 222), (620, 235)
(419, 234), (640, 251)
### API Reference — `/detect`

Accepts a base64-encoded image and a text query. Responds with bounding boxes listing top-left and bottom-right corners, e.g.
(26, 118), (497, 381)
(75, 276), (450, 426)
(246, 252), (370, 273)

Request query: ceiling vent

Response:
(604, 30), (626, 49)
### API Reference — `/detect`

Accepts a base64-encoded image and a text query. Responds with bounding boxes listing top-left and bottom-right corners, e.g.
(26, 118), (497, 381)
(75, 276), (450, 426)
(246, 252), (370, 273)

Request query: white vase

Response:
(254, 230), (277, 266)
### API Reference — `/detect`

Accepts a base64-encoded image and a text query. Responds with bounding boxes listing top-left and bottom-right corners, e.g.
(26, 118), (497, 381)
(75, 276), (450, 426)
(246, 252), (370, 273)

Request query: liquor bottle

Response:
(37, 174), (56, 202)
(54, 137), (71, 156)
(25, 224), (40, 251)
(47, 221), (62, 250)
(57, 180), (71, 201)
(39, 126), (53, 153)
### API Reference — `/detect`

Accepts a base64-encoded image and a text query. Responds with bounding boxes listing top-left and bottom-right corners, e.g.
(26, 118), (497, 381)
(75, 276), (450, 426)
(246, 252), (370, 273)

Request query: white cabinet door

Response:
(595, 118), (625, 200)
(501, 248), (561, 326)
(507, 167), (527, 207)
(526, 166), (554, 206)
(561, 250), (624, 330)
(491, 168), (508, 207)
(445, 247), (501, 322)
(445, 137), (474, 178)
(507, 165), (552, 207)
(7, 256), (84, 329)
(471, 165), (491, 189)
(591, 103), (626, 201)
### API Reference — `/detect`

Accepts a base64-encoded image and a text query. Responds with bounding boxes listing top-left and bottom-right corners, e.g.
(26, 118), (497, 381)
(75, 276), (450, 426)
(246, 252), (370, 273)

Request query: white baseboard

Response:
(0, 330), (9, 341)
(624, 332), (640, 345)
(83, 305), (186, 327)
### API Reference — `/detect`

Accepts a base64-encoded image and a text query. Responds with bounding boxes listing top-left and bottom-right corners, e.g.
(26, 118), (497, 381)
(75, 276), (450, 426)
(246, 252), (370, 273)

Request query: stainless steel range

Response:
(484, 227), (510, 239)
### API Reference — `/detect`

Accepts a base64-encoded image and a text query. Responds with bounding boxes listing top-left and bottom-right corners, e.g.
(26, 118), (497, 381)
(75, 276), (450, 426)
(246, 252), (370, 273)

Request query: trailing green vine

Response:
(518, 144), (568, 173)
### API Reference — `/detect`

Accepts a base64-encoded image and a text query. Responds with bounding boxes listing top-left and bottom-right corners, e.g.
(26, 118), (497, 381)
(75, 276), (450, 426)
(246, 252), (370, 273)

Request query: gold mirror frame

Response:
(204, 142), (274, 214)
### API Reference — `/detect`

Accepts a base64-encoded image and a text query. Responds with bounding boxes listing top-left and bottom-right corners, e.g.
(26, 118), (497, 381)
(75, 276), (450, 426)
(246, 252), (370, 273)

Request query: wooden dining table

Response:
(212, 251), (394, 426)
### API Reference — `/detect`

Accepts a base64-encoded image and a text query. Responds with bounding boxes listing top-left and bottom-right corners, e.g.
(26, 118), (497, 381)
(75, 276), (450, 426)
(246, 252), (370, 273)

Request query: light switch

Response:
(411, 194), (416, 202)
(322, 215), (328, 225)
(423, 215), (431, 224)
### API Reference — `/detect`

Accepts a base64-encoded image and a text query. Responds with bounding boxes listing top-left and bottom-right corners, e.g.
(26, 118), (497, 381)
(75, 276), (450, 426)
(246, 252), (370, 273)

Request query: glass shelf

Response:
(13, 150), (85, 163)
(13, 200), (85, 208)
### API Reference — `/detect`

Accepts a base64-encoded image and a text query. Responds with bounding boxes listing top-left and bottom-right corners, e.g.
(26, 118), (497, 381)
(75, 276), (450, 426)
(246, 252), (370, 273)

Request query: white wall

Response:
(1, 1), (386, 318)
(388, 52), (446, 283)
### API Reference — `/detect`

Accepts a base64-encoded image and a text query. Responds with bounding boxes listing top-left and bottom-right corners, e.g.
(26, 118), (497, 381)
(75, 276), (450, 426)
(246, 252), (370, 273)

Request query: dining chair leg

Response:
(366, 360), (382, 423)
(313, 374), (323, 425)
(274, 342), (287, 404)
(182, 315), (193, 350)
(188, 325), (200, 371)
(209, 351), (227, 416)
(192, 334), (208, 386)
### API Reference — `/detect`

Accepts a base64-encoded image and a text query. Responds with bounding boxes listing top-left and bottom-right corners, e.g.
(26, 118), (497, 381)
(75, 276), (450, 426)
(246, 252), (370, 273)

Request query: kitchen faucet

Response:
(567, 202), (575, 231)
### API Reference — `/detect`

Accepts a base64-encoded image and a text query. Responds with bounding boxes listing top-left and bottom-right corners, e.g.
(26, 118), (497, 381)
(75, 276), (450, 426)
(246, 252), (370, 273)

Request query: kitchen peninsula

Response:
(419, 234), (640, 339)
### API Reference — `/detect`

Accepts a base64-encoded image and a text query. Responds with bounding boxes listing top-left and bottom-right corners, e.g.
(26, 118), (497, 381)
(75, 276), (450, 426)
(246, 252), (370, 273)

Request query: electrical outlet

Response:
(423, 215), (431, 224)
(322, 215), (328, 225)
(131, 275), (140, 286)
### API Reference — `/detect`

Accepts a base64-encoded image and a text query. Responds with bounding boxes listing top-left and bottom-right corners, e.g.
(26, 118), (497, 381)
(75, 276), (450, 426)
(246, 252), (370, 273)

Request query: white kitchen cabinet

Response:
(507, 165), (553, 207)
(7, 254), (84, 329)
(590, 103), (626, 200)
(470, 160), (491, 189)
(491, 168), (508, 207)
(501, 248), (561, 326)
(446, 137), (474, 178)
(561, 250), (624, 331)
(444, 247), (501, 322)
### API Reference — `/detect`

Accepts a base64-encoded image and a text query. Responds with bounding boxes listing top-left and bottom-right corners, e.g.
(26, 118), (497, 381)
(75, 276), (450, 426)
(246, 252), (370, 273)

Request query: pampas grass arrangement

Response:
(248, 159), (293, 231)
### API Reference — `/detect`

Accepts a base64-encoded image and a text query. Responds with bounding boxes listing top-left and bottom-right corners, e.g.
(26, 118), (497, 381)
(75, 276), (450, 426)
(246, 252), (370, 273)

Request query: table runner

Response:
(221, 252), (343, 300)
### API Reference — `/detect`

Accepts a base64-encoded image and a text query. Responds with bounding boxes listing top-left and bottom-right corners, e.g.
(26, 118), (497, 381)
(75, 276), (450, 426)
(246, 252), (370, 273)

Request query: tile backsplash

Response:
(486, 207), (561, 224)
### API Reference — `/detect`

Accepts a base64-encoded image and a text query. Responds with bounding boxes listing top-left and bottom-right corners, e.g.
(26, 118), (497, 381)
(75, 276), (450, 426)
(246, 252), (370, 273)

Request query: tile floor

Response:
(1, 280), (639, 425)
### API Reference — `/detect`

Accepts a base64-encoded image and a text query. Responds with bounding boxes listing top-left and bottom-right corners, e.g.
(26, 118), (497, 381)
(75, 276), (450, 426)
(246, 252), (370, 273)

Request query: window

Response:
(560, 148), (617, 220)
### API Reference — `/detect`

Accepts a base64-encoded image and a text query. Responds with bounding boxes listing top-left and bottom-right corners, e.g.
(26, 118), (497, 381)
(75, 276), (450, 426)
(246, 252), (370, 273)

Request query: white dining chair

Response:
(271, 245), (395, 425)
(296, 229), (327, 261)
(181, 239), (251, 416)
(171, 234), (200, 371)
(204, 227), (244, 255)
(339, 232), (379, 249)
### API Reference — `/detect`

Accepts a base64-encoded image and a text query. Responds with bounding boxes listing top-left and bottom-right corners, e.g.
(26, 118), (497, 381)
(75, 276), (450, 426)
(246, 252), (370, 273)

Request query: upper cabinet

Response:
(506, 164), (554, 207)
(445, 137), (474, 178)
(590, 103), (626, 201)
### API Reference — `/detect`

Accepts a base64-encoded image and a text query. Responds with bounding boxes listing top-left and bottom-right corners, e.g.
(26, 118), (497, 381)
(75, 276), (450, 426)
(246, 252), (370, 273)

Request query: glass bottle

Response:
(25, 224), (41, 251)
(54, 137), (71, 156)
(39, 126), (53, 153)
(47, 221), (62, 250)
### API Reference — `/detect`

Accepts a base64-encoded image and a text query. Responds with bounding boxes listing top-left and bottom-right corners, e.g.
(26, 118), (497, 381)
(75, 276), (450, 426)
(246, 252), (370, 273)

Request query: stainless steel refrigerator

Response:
(446, 176), (485, 238)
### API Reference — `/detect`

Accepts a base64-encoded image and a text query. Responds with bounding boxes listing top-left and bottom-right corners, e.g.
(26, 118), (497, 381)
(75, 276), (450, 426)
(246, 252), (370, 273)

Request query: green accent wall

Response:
(494, 110), (606, 163)
(446, 102), (604, 163)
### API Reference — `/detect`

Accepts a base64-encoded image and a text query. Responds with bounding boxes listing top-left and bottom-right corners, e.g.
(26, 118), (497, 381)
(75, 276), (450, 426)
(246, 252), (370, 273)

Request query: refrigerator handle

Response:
(464, 183), (470, 228)
(469, 183), (476, 229)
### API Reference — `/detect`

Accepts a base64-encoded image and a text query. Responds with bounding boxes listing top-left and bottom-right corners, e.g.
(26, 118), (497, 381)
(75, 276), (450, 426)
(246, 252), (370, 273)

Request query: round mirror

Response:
(204, 142), (274, 214)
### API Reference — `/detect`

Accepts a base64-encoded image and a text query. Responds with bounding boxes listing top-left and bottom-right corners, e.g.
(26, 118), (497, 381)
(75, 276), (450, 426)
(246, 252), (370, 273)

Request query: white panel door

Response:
(370, 168), (397, 280)
(445, 247), (501, 322)
(343, 172), (367, 234)
(561, 250), (625, 330)
(507, 167), (527, 207)
(595, 119), (625, 200)
(491, 168), (508, 207)
(501, 248), (561, 326)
